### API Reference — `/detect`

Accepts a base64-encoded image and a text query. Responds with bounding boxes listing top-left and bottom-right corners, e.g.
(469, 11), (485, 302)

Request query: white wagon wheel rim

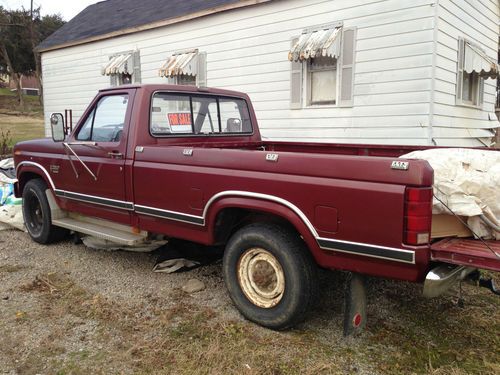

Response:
(237, 248), (285, 308)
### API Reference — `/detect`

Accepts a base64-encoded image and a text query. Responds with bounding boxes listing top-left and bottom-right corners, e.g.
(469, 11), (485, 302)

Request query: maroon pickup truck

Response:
(13, 84), (499, 334)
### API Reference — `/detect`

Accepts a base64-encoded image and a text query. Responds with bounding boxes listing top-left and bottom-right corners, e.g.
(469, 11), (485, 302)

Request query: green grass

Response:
(0, 88), (45, 151)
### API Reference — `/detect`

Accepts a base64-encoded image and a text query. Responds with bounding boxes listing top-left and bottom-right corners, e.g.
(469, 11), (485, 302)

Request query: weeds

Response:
(0, 129), (13, 156)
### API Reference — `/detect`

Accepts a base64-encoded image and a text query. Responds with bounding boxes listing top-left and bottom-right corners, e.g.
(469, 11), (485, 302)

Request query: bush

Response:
(1, 130), (13, 157)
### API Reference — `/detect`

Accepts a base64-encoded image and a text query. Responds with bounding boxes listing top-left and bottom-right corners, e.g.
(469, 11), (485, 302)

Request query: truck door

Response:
(54, 89), (136, 224)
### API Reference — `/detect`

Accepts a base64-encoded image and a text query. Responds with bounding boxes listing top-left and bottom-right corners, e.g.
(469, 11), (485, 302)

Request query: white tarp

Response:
(401, 148), (500, 240)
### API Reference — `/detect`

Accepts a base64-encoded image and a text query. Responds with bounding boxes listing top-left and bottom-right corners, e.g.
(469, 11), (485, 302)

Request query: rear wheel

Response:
(22, 179), (67, 244)
(223, 223), (318, 330)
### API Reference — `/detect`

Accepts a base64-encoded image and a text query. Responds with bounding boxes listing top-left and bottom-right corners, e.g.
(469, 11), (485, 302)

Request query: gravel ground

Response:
(0, 229), (499, 375)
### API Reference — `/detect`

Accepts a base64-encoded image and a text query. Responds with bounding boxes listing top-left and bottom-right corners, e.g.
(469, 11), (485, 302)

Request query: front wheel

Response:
(223, 223), (318, 330)
(22, 178), (67, 244)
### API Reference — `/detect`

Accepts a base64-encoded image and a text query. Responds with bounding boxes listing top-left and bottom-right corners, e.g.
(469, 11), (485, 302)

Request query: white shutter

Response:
(133, 50), (141, 84)
(339, 27), (356, 107)
(197, 52), (207, 87)
(290, 37), (303, 109)
(456, 37), (464, 103)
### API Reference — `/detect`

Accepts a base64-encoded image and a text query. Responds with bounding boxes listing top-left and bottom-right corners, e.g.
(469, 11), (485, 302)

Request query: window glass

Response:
(76, 94), (128, 142)
(177, 75), (197, 86)
(308, 56), (337, 105)
(192, 96), (219, 134)
(151, 93), (192, 135)
(119, 73), (132, 85)
(150, 93), (252, 136)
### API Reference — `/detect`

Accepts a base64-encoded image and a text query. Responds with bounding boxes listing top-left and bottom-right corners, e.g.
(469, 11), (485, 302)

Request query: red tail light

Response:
(404, 187), (432, 245)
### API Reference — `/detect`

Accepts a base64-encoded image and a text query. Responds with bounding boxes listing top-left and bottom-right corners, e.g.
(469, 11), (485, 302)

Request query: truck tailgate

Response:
(431, 238), (500, 272)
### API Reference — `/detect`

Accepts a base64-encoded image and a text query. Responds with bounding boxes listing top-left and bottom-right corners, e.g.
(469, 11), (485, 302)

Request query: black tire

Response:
(22, 179), (68, 244)
(223, 223), (318, 330)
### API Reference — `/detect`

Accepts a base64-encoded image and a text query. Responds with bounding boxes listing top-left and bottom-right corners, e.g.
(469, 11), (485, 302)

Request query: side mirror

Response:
(50, 113), (65, 142)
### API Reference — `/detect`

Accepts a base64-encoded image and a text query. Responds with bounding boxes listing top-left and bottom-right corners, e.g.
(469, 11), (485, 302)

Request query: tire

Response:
(22, 179), (68, 244)
(223, 223), (318, 330)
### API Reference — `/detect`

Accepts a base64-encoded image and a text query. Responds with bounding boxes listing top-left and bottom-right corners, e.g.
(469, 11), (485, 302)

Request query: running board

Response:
(52, 216), (147, 246)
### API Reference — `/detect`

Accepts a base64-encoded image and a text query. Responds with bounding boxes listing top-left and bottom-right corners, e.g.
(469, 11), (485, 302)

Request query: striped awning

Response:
(102, 54), (133, 75)
(288, 27), (342, 62)
(464, 42), (499, 79)
(159, 51), (198, 77)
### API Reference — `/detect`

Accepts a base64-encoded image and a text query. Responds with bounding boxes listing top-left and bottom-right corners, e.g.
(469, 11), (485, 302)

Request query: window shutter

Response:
(290, 37), (303, 109)
(133, 50), (141, 84)
(340, 27), (356, 107)
(110, 75), (118, 87)
(197, 52), (207, 87)
(456, 37), (464, 103)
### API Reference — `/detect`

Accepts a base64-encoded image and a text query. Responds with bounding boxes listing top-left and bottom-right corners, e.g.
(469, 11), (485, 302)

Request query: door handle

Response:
(108, 151), (123, 159)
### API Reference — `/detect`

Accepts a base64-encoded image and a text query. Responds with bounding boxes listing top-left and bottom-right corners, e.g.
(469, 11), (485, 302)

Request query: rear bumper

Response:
(422, 264), (476, 298)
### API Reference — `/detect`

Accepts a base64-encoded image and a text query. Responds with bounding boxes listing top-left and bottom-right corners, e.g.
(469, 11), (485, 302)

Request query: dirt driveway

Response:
(0, 229), (498, 375)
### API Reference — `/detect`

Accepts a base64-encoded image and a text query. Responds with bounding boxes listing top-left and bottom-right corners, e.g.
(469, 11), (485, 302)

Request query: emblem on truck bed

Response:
(266, 153), (279, 162)
(391, 161), (409, 170)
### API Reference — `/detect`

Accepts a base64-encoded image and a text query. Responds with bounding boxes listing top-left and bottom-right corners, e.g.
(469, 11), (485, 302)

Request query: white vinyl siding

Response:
(41, 0), (499, 146)
(433, 0), (499, 146)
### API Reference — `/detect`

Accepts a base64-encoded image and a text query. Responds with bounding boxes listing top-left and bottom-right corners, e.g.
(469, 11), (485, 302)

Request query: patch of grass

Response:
(6, 272), (500, 375)
(0, 114), (44, 147)
(0, 84), (44, 149)
(362, 281), (500, 374)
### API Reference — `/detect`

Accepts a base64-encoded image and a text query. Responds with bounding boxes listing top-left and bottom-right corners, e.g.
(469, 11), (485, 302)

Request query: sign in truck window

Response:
(167, 113), (192, 134)
(150, 92), (252, 136)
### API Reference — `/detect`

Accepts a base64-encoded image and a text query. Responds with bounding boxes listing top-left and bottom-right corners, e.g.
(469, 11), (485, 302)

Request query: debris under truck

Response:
(13, 85), (500, 335)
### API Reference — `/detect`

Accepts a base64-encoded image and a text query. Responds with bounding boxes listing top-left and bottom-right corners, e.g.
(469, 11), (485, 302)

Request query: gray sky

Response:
(1, 0), (97, 20)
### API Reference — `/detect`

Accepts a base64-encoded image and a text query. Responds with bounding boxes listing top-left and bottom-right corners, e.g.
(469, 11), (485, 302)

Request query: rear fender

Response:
(205, 196), (321, 262)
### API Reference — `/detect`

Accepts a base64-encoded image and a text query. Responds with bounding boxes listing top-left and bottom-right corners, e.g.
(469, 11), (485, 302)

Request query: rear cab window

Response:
(150, 92), (252, 136)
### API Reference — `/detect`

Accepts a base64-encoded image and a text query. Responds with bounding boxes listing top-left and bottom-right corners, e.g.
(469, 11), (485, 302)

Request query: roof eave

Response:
(37, 0), (272, 53)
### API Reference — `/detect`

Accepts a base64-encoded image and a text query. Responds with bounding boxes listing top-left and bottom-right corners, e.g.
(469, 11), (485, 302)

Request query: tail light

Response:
(404, 187), (432, 245)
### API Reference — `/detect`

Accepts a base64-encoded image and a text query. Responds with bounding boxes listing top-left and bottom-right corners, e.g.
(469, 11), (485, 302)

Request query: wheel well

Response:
(213, 208), (299, 245)
(18, 172), (44, 195)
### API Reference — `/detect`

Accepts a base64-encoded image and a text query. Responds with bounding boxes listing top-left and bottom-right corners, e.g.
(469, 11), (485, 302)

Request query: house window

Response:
(159, 50), (207, 87)
(175, 74), (197, 86)
(102, 50), (141, 86)
(289, 24), (356, 109)
(308, 56), (337, 105)
(455, 38), (497, 108)
(119, 73), (132, 85)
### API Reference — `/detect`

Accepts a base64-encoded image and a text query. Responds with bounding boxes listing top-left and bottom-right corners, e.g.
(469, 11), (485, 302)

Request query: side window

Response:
(150, 93), (252, 136)
(76, 94), (129, 142)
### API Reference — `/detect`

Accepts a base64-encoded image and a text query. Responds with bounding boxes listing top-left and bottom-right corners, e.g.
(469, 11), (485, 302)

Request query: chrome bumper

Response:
(422, 265), (476, 298)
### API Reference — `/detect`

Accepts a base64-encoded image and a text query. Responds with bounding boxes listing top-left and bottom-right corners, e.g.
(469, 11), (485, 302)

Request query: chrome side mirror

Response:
(50, 113), (65, 142)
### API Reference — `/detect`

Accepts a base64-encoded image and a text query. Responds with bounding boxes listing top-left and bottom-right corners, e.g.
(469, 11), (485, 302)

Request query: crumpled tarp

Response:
(81, 236), (168, 252)
(0, 158), (24, 231)
(401, 148), (500, 240)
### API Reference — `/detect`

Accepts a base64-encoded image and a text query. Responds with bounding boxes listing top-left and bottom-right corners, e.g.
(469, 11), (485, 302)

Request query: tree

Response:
(0, 7), (33, 108)
(0, 6), (64, 108)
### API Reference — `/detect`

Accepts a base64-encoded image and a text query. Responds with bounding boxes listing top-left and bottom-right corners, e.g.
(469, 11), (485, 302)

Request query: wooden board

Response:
(431, 214), (472, 239)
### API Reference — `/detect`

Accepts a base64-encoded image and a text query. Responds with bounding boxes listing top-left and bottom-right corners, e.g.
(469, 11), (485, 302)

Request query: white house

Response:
(38, 0), (500, 146)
